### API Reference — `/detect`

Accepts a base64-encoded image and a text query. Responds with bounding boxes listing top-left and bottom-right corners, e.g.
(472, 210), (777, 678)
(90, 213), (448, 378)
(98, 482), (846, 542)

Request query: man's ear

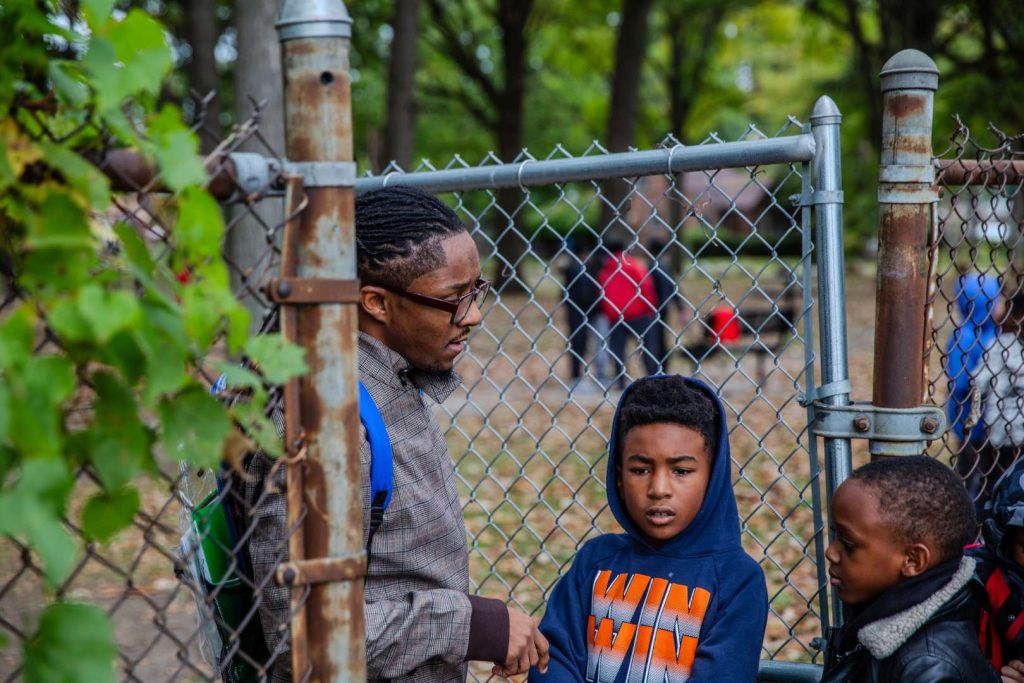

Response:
(901, 543), (932, 578)
(360, 286), (391, 324)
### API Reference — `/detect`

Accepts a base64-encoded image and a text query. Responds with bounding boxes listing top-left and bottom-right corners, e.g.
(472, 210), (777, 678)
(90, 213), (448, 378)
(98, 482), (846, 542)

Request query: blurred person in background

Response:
(945, 272), (1003, 509)
(647, 238), (689, 369)
(598, 238), (661, 389)
(971, 289), (1024, 517)
(561, 237), (603, 393)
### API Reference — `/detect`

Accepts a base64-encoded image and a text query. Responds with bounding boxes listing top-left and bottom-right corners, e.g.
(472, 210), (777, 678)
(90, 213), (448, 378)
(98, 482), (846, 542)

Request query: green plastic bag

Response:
(189, 488), (267, 683)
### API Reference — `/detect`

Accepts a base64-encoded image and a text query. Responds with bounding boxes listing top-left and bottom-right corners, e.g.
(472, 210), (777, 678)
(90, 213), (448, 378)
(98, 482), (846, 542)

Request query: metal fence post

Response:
(810, 96), (852, 625)
(872, 50), (940, 458)
(276, 2), (363, 682)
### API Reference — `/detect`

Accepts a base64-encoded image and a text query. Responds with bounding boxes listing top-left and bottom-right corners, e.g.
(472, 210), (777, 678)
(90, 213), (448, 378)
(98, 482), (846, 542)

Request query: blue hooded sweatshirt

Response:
(945, 274), (1001, 443)
(532, 376), (768, 683)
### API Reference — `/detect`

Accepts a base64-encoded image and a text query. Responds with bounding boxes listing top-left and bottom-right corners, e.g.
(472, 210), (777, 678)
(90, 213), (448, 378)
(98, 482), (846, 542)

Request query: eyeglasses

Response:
(384, 278), (491, 325)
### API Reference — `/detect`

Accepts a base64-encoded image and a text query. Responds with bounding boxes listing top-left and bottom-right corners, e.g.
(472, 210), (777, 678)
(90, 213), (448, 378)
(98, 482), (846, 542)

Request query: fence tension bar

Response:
(809, 402), (946, 456)
(276, 553), (369, 587)
(265, 277), (361, 304)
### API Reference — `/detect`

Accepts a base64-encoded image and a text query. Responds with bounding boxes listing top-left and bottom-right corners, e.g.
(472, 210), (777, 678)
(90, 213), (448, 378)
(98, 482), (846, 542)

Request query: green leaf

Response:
(182, 284), (221, 349)
(21, 247), (98, 295)
(23, 191), (93, 250)
(23, 602), (116, 683)
(16, 502), (77, 586)
(40, 143), (110, 210)
(0, 446), (12, 483)
(135, 304), (190, 405)
(176, 186), (222, 257)
(108, 10), (172, 92)
(81, 0), (117, 30)
(85, 10), (171, 112)
(149, 108), (206, 192)
(47, 61), (90, 106)
(77, 284), (141, 343)
(159, 385), (231, 467)
(223, 294), (251, 353)
(0, 382), (10, 448)
(243, 335), (308, 385)
(0, 306), (36, 370)
(100, 329), (147, 385)
(81, 36), (120, 112)
(88, 372), (151, 491)
(0, 141), (14, 192)
(9, 357), (75, 460)
(21, 356), (77, 409)
(47, 297), (92, 343)
(15, 459), (75, 516)
(113, 222), (155, 274)
(213, 362), (265, 391)
(0, 461), (77, 585)
(81, 486), (139, 542)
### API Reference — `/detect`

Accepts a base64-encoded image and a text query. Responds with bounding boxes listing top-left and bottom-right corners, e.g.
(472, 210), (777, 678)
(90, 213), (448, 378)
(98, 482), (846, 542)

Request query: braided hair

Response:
(849, 456), (974, 563)
(355, 186), (466, 290)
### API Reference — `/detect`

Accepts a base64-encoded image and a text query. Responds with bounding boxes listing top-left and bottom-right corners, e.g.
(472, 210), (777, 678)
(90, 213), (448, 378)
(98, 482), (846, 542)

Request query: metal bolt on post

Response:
(872, 50), (940, 458)
(276, 1), (363, 682)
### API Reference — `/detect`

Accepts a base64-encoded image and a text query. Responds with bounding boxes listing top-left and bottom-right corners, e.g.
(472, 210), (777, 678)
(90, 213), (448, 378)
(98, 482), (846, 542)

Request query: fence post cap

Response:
(277, 0), (352, 41)
(879, 50), (939, 93)
(810, 96), (842, 125)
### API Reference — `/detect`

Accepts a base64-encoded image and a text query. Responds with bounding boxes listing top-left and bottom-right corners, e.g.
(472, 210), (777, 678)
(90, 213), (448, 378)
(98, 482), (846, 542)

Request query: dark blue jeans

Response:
(608, 315), (661, 388)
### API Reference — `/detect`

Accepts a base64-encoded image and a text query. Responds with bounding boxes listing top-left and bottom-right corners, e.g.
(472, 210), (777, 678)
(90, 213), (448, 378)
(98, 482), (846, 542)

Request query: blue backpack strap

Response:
(359, 381), (393, 552)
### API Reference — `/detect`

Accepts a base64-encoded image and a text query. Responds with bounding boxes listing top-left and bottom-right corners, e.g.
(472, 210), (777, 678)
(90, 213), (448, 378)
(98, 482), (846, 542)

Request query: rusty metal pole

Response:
(872, 50), (940, 458)
(276, 2), (364, 682)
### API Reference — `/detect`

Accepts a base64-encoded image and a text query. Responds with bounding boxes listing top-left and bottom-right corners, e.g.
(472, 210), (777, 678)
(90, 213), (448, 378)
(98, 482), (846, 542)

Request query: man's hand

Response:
(491, 608), (549, 678)
(1002, 659), (1024, 683)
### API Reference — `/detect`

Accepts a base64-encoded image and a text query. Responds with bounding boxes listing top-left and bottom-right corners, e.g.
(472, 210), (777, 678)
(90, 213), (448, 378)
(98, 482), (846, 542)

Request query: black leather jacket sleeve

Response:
(890, 654), (971, 682)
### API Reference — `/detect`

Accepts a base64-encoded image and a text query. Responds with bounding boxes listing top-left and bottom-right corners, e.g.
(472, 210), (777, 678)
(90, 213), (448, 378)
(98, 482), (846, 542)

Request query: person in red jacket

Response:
(597, 240), (661, 389)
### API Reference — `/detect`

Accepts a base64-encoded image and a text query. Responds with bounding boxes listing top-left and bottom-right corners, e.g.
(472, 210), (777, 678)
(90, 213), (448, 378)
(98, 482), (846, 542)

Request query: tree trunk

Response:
(229, 0), (286, 329)
(664, 3), (725, 267)
(601, 0), (655, 241)
(182, 0), (221, 150)
(383, 0), (421, 171)
(492, 0), (533, 292)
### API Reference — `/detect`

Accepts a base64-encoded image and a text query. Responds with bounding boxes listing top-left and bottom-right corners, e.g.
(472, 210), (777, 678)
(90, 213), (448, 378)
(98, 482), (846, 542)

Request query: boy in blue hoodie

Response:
(532, 375), (768, 682)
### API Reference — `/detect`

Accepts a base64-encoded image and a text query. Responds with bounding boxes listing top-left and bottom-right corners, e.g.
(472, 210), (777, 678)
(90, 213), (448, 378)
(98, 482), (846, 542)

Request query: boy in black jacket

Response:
(822, 456), (997, 682)
(968, 456), (1024, 681)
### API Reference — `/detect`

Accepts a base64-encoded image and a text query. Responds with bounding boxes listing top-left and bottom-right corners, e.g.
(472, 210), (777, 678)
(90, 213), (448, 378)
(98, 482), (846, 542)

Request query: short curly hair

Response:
(616, 376), (719, 458)
(849, 456), (974, 563)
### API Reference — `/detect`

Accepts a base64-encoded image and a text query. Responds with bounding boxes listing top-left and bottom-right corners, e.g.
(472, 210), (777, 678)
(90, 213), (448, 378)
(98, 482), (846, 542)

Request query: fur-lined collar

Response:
(857, 556), (976, 659)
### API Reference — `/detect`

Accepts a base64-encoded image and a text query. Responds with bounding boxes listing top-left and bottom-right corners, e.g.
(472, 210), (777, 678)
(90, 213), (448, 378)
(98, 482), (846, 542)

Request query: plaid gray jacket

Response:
(245, 333), (476, 683)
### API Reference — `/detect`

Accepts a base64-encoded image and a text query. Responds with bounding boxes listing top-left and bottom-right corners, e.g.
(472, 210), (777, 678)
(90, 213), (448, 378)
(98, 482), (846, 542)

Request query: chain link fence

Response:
(363, 119), (831, 672)
(0, 99), (303, 682)
(927, 117), (1024, 514)
(2, 112), (832, 681)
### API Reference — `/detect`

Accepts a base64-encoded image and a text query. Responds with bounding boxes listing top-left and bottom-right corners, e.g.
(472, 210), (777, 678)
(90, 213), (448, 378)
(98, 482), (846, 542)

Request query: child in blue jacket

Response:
(532, 375), (768, 682)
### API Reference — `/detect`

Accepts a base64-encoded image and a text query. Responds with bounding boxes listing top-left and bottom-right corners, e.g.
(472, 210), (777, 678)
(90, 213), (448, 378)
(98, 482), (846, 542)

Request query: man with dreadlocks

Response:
(247, 186), (548, 682)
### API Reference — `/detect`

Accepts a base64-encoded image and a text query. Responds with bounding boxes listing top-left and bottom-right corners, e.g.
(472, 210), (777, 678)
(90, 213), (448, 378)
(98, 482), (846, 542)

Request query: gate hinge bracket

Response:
(266, 277), (361, 304)
(810, 402), (946, 456)
(276, 553), (368, 586)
